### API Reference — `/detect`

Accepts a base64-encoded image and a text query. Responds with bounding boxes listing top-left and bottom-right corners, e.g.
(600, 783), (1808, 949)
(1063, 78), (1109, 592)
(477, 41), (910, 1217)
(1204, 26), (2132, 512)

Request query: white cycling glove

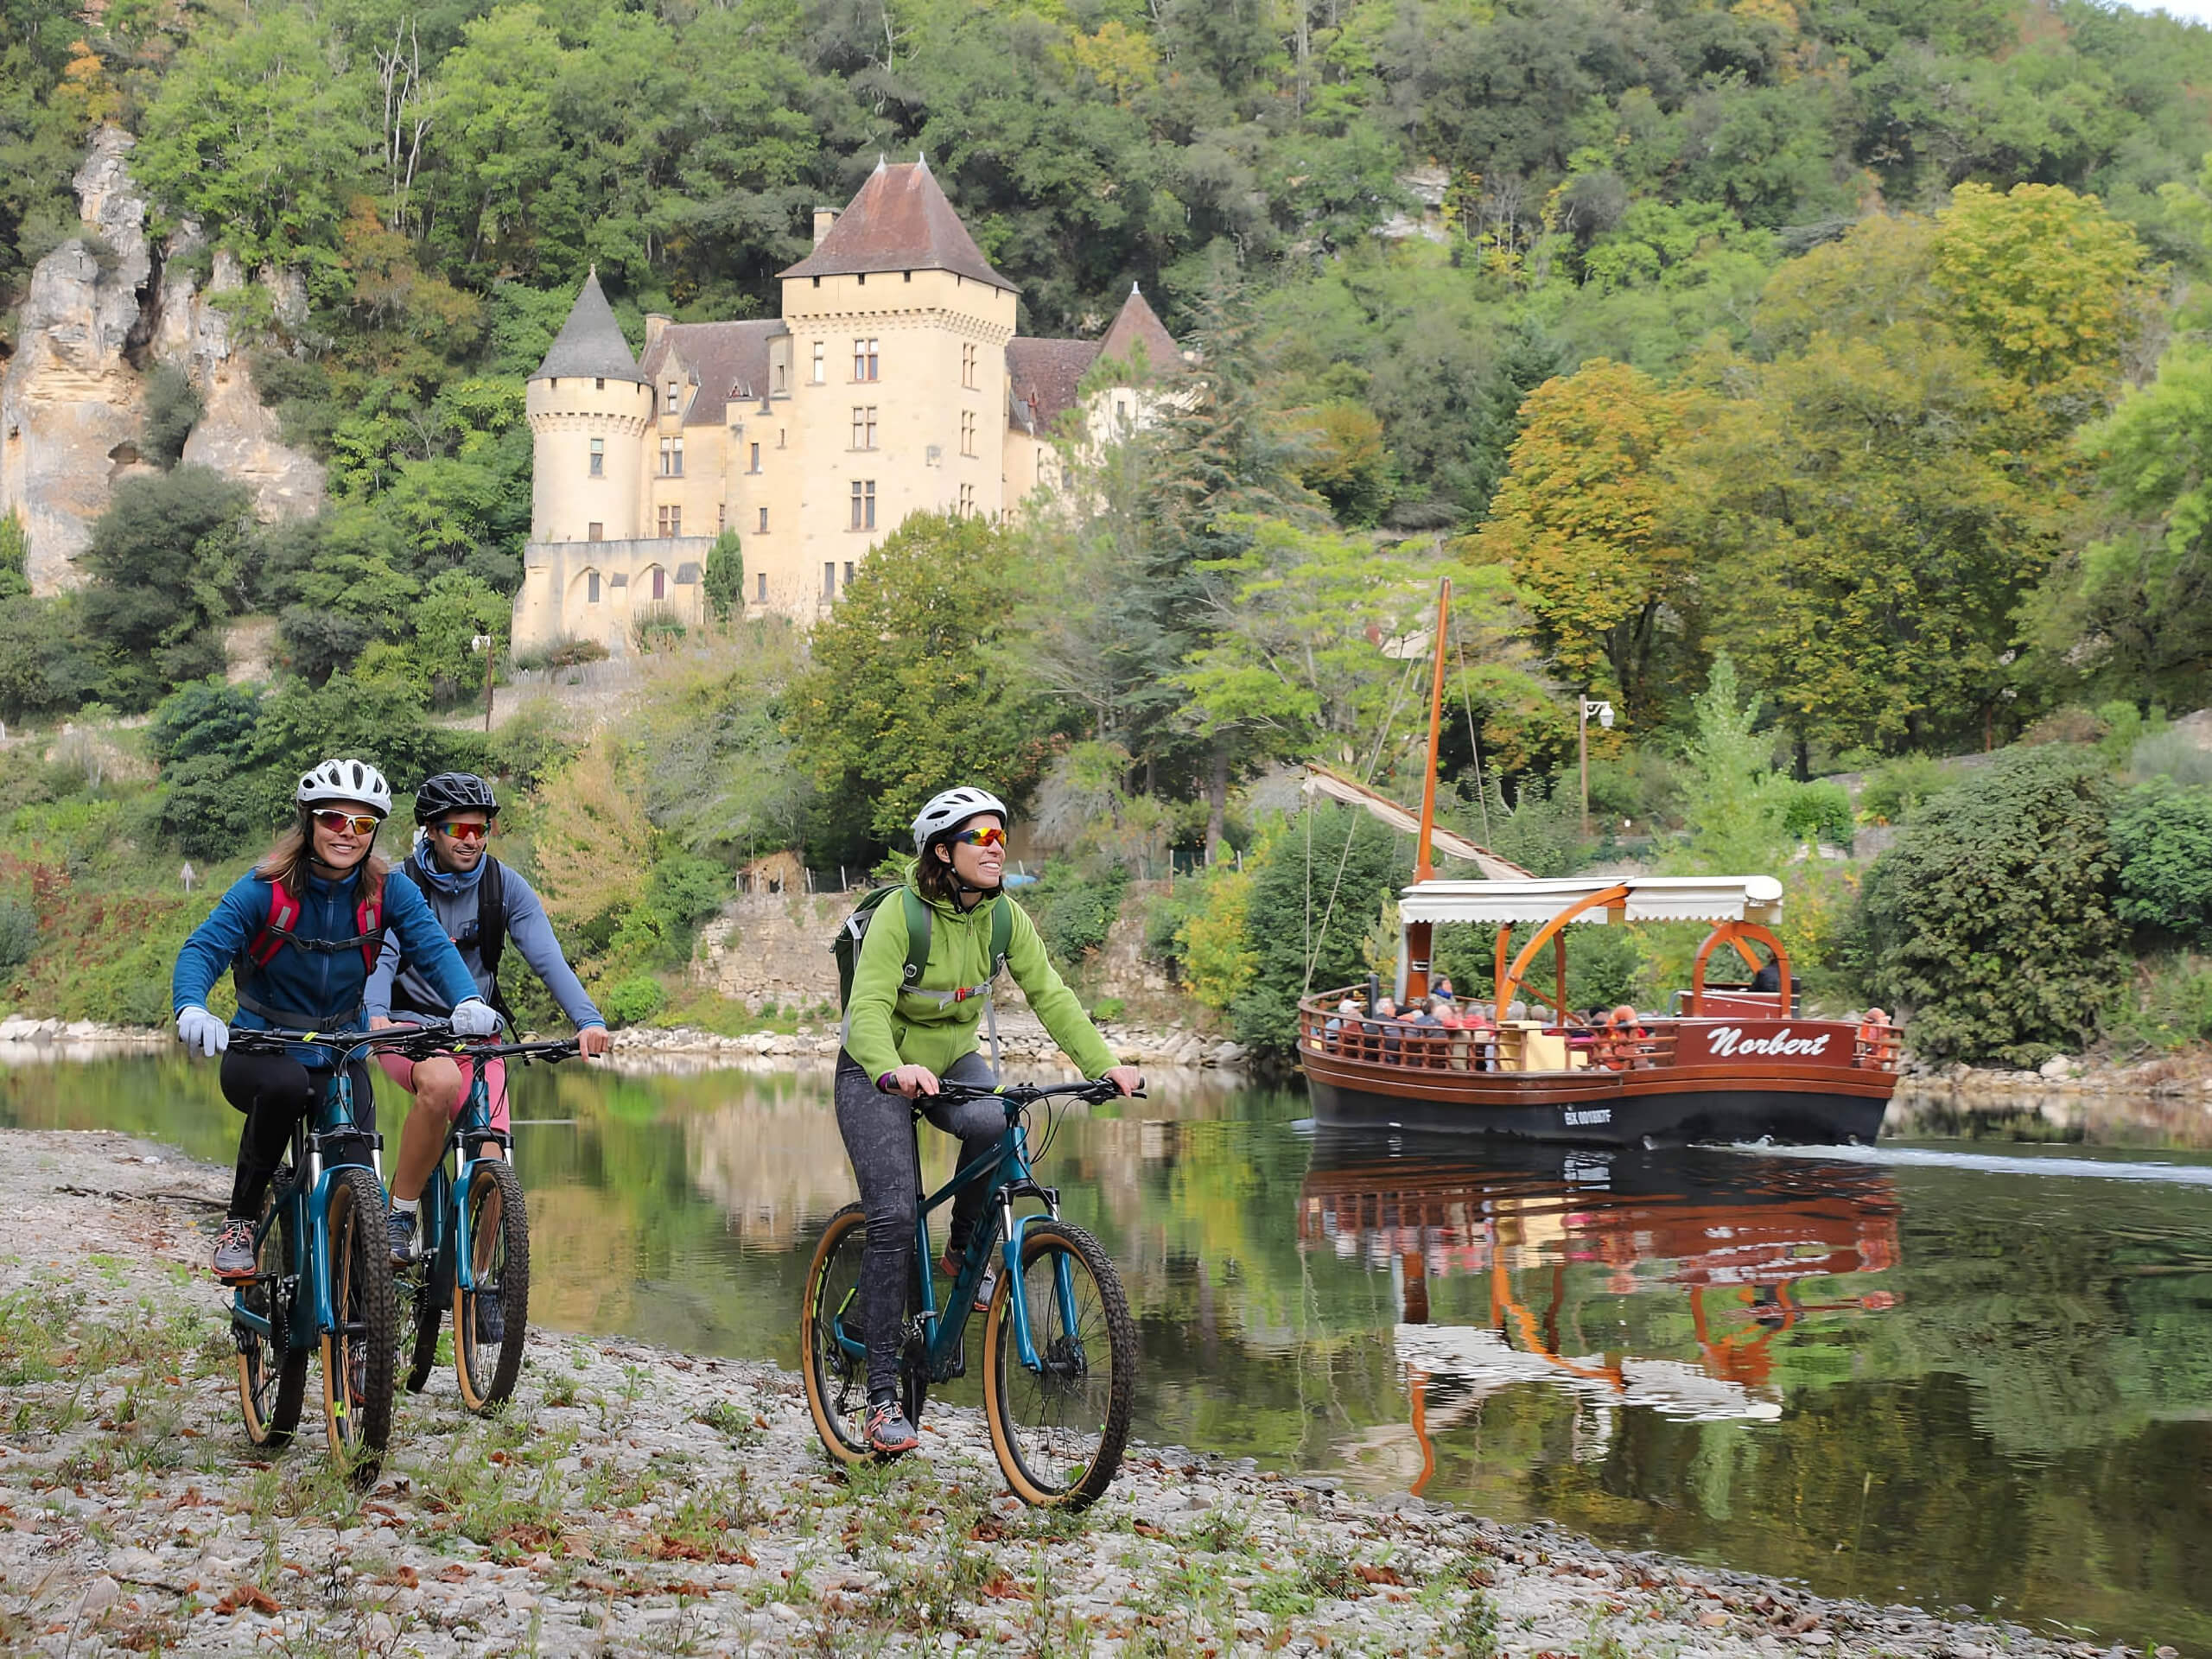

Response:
(176, 1006), (229, 1058)
(451, 998), (500, 1038)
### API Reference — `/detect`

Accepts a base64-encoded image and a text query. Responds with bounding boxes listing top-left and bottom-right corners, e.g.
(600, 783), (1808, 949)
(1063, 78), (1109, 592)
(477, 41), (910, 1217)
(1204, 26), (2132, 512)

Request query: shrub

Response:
(1025, 863), (1127, 964)
(601, 975), (666, 1027)
(1176, 865), (1255, 1012)
(2111, 782), (2212, 946)
(1231, 807), (1408, 1058)
(703, 531), (744, 621)
(142, 364), (202, 468)
(2126, 727), (2212, 788)
(1856, 753), (1958, 826)
(0, 896), (38, 976)
(1782, 779), (1853, 849)
(1088, 995), (1125, 1022)
(1861, 747), (2124, 1065)
(514, 638), (610, 672)
(632, 608), (687, 652)
(2101, 952), (2212, 1054)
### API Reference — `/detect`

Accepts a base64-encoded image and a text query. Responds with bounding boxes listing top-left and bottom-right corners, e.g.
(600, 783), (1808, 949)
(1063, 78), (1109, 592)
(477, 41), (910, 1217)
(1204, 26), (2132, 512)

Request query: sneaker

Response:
(386, 1206), (419, 1265)
(864, 1399), (918, 1454)
(474, 1293), (505, 1347)
(212, 1219), (257, 1281)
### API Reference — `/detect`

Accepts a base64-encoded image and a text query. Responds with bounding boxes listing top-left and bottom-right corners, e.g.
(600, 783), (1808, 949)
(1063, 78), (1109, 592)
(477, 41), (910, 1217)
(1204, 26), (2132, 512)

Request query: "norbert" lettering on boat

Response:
(1705, 1026), (1832, 1058)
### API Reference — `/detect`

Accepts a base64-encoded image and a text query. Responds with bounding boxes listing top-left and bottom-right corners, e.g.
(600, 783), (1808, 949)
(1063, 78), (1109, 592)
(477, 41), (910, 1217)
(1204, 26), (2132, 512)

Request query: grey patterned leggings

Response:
(832, 1050), (1004, 1401)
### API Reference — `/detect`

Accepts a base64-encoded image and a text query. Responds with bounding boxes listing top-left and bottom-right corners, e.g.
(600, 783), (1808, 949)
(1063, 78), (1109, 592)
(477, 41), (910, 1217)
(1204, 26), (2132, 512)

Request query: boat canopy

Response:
(1399, 875), (1785, 927)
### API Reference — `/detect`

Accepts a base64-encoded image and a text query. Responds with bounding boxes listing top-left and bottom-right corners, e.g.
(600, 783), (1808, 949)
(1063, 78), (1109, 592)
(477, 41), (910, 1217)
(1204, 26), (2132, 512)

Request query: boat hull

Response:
(1304, 1067), (1890, 1146)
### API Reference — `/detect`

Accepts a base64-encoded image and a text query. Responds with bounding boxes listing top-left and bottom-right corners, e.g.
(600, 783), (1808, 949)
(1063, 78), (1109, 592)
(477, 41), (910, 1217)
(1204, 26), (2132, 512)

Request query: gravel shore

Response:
(0, 1128), (2156, 1658)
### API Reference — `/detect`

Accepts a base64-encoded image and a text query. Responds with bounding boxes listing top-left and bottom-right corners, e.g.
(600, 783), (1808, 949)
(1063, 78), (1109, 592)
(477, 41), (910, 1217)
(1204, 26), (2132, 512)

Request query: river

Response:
(2, 1051), (2207, 1649)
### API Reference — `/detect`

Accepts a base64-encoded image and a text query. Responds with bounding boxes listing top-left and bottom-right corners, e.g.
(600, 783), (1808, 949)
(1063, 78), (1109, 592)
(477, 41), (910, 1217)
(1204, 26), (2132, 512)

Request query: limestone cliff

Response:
(0, 127), (325, 594)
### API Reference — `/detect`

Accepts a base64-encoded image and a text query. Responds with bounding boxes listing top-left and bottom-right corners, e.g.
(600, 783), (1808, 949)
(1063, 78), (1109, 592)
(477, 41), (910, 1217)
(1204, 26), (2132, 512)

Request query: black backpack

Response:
(386, 850), (512, 1019)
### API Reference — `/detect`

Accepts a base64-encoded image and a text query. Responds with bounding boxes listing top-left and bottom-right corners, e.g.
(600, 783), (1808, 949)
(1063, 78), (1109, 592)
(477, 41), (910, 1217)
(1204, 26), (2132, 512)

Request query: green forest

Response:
(10, 0), (2212, 1062)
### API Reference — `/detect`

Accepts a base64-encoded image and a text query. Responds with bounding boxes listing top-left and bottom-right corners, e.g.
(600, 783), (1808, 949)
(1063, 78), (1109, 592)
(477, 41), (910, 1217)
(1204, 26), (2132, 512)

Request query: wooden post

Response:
(1408, 577), (1451, 1003)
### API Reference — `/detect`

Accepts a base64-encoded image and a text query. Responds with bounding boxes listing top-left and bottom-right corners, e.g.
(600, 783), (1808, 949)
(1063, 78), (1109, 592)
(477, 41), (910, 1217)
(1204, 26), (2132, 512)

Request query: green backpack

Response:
(832, 885), (1012, 1009)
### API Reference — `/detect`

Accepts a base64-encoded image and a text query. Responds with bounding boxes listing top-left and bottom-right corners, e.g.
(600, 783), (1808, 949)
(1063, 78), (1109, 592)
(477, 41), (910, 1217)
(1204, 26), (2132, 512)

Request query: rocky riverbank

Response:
(0, 1128), (2161, 1658)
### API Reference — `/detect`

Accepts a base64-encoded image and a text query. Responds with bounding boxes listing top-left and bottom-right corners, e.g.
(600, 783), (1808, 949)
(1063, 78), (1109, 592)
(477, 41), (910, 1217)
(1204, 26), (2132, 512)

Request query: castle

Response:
(513, 156), (1181, 654)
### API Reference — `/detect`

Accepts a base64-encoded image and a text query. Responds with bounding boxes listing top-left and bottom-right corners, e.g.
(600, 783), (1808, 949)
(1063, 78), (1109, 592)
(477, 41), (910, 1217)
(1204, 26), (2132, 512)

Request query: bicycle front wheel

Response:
(403, 1173), (450, 1395)
(982, 1219), (1136, 1509)
(236, 1184), (305, 1448)
(453, 1160), (529, 1410)
(800, 1202), (927, 1464)
(320, 1169), (397, 1484)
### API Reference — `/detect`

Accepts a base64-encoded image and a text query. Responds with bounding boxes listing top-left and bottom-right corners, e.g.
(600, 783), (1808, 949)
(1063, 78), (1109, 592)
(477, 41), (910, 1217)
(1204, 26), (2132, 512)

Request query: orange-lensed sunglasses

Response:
(311, 810), (381, 836)
(435, 821), (490, 842)
(953, 825), (1007, 848)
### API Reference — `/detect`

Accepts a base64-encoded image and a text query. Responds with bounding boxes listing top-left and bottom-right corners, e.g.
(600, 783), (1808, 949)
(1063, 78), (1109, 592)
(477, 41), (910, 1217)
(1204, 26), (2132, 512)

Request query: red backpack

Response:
(232, 875), (388, 1027)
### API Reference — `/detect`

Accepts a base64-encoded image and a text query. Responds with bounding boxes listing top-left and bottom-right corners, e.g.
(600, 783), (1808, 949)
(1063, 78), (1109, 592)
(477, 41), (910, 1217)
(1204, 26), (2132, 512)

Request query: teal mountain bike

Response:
(397, 1034), (577, 1410)
(802, 1077), (1139, 1509)
(227, 1025), (441, 1484)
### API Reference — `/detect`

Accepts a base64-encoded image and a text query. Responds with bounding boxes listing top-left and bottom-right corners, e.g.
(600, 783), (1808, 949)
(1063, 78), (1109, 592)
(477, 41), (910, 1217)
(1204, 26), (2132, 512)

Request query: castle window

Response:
(851, 406), (877, 449)
(854, 338), (879, 381)
(823, 562), (836, 597)
(588, 521), (604, 542)
(850, 480), (875, 531)
(962, 343), (977, 389)
(652, 568), (666, 601)
(664, 380), (680, 415)
(812, 342), (824, 384)
(588, 571), (601, 602)
(717, 503), (725, 531)
(960, 410), (976, 457)
(844, 561), (855, 588)
(658, 505), (682, 537)
(659, 436), (683, 476)
(589, 437), (604, 477)
(749, 442), (761, 473)
(594, 377), (604, 391)
(757, 572), (767, 602)
(957, 483), (976, 517)
(1116, 397), (1129, 425)
(758, 505), (768, 532)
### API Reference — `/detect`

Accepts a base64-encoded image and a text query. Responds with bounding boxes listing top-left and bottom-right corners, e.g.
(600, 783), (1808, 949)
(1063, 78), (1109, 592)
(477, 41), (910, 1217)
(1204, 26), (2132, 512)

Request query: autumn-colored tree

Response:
(1472, 359), (1690, 727)
(530, 734), (652, 931)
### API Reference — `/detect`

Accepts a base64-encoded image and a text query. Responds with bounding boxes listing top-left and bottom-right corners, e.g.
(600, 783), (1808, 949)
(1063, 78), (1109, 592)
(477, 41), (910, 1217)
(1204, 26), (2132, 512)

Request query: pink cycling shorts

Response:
(376, 1050), (510, 1135)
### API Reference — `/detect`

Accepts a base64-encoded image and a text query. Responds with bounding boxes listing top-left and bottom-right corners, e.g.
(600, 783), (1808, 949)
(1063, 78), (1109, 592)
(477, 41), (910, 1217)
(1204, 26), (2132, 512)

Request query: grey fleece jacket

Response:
(363, 853), (604, 1030)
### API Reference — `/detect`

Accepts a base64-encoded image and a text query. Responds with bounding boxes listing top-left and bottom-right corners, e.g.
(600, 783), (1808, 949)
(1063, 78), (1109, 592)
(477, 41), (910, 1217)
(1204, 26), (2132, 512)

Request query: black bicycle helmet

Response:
(413, 771), (499, 824)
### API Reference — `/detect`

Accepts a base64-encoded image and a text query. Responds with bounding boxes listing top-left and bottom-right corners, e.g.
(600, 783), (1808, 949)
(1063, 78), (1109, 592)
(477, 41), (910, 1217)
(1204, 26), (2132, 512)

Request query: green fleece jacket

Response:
(843, 879), (1118, 1084)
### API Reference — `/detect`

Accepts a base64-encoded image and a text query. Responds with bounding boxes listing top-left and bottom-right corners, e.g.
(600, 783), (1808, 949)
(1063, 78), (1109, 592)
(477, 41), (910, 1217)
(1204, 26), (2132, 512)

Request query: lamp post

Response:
(1578, 696), (1614, 840)
(472, 633), (496, 733)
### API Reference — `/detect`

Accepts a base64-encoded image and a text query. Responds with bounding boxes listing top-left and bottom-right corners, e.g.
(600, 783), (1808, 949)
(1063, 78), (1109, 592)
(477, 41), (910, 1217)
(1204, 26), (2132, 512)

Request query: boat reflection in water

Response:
(1299, 1135), (1901, 1495)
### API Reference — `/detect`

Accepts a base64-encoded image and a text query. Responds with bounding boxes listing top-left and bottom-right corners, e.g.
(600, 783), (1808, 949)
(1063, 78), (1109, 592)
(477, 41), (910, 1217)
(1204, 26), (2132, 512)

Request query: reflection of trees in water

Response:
(1889, 1087), (2212, 1148)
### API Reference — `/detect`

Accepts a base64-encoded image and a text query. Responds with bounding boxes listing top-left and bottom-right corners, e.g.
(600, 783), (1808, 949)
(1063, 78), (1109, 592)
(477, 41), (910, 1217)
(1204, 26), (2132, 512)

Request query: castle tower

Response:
(768, 156), (1019, 614)
(524, 268), (650, 545)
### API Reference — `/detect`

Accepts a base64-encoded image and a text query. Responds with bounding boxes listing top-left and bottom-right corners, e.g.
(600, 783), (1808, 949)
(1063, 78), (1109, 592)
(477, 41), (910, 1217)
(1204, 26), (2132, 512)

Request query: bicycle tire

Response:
(402, 1173), (451, 1395)
(453, 1160), (529, 1410)
(319, 1169), (397, 1485)
(800, 1203), (927, 1463)
(235, 1185), (306, 1448)
(982, 1219), (1135, 1509)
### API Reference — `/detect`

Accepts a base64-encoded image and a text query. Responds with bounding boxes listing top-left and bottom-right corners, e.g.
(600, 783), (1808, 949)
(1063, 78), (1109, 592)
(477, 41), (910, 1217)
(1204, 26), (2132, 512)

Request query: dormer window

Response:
(594, 377), (605, 391)
(664, 379), (680, 415)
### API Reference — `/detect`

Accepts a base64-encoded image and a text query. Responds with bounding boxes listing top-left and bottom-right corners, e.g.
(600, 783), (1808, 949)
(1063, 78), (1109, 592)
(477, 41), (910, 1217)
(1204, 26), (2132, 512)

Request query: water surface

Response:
(2, 1052), (2207, 1648)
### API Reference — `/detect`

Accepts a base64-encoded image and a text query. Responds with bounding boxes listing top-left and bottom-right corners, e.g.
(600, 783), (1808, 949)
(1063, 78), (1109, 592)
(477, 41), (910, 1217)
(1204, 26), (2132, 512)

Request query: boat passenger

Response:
(1856, 1007), (1892, 1064)
(1371, 995), (1404, 1063)
(1322, 996), (1360, 1054)
(173, 760), (498, 1281)
(1408, 995), (1450, 1067)
(836, 785), (1142, 1456)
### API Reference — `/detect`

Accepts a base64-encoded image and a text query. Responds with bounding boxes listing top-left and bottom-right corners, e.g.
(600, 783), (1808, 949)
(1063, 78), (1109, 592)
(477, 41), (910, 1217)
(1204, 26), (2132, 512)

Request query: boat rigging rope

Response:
(1455, 632), (1493, 846)
(1304, 640), (1425, 994)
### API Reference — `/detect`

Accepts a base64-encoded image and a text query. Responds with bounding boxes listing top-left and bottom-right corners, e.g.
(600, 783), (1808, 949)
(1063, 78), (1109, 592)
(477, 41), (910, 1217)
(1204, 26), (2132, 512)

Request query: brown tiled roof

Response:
(533, 269), (642, 384)
(640, 320), (785, 425)
(1006, 338), (1099, 433)
(779, 159), (1014, 292)
(1094, 284), (1180, 380)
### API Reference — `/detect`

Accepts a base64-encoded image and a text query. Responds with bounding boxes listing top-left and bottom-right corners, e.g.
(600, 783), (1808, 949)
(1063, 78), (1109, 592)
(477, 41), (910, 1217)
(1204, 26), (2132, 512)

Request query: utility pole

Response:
(1577, 696), (1615, 840)
(473, 634), (497, 732)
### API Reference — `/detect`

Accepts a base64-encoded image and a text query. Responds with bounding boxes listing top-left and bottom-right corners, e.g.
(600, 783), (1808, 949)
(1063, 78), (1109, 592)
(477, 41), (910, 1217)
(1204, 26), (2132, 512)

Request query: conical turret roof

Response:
(1094, 283), (1180, 380)
(779, 158), (1014, 293)
(532, 269), (643, 383)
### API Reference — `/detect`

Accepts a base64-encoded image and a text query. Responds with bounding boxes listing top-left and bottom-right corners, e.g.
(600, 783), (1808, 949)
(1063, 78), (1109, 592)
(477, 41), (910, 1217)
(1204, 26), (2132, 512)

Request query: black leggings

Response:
(833, 1050), (1004, 1401)
(221, 1047), (377, 1221)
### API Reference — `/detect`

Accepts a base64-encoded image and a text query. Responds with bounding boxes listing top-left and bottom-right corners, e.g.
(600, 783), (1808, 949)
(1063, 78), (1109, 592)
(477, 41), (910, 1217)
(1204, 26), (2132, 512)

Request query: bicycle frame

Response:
(231, 1039), (385, 1357)
(831, 1087), (1098, 1387)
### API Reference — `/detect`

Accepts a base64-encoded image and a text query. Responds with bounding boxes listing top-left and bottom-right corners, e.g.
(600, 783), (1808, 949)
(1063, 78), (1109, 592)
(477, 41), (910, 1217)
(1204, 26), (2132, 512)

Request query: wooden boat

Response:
(1296, 581), (1903, 1146)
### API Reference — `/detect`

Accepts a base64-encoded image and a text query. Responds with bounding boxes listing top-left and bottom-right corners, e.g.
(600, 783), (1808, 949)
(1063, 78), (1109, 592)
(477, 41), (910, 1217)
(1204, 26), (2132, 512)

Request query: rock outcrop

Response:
(0, 127), (325, 594)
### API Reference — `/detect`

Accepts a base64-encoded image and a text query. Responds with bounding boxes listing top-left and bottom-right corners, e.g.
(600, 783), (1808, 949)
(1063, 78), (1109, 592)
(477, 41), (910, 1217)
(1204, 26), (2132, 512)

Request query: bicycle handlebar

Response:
(226, 1023), (582, 1067)
(923, 1077), (1143, 1113)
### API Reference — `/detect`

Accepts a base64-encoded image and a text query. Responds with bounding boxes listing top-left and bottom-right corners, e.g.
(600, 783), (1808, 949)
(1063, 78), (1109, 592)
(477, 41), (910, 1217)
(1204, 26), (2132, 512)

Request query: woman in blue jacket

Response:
(172, 759), (497, 1280)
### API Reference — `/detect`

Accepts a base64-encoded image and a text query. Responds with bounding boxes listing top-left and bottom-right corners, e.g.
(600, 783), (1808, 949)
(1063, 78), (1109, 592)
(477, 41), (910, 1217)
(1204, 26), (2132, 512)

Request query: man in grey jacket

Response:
(366, 772), (612, 1269)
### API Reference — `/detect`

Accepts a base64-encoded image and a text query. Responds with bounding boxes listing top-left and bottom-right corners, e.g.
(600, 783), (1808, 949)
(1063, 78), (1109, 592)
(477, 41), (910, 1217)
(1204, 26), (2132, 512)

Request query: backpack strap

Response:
(353, 881), (384, 975)
(245, 879), (302, 967)
(898, 888), (931, 989)
(478, 855), (510, 1015)
(988, 894), (1011, 979)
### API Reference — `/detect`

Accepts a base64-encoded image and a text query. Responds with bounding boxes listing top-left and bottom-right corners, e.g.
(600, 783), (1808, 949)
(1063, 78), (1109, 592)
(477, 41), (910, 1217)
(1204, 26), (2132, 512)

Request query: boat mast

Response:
(1406, 576), (1451, 1002)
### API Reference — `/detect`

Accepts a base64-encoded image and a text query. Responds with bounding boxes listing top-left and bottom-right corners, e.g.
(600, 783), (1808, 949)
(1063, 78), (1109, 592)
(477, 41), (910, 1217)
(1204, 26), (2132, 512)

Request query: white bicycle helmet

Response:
(912, 785), (1008, 855)
(296, 758), (392, 818)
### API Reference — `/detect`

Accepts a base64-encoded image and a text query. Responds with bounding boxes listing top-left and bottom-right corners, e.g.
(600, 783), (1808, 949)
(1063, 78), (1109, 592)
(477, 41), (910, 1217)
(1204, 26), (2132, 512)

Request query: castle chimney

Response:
(644, 313), (671, 349)
(813, 207), (837, 246)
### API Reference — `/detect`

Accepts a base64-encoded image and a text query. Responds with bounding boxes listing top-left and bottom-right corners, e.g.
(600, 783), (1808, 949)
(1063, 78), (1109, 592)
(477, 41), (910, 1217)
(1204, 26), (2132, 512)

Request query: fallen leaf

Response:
(212, 1583), (281, 1617)
(981, 1574), (1031, 1602)
(1133, 1522), (1167, 1539)
(1354, 1564), (1405, 1586)
(1700, 1611), (1730, 1628)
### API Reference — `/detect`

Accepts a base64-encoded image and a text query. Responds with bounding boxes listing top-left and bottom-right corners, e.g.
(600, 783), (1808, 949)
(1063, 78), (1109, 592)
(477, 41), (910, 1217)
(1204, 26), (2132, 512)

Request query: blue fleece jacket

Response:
(362, 849), (604, 1031)
(173, 866), (479, 1048)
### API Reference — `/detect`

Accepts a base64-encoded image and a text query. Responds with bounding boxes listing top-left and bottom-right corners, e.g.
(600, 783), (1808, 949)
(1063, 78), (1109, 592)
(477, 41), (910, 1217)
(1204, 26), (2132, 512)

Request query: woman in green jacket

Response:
(838, 785), (1142, 1454)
